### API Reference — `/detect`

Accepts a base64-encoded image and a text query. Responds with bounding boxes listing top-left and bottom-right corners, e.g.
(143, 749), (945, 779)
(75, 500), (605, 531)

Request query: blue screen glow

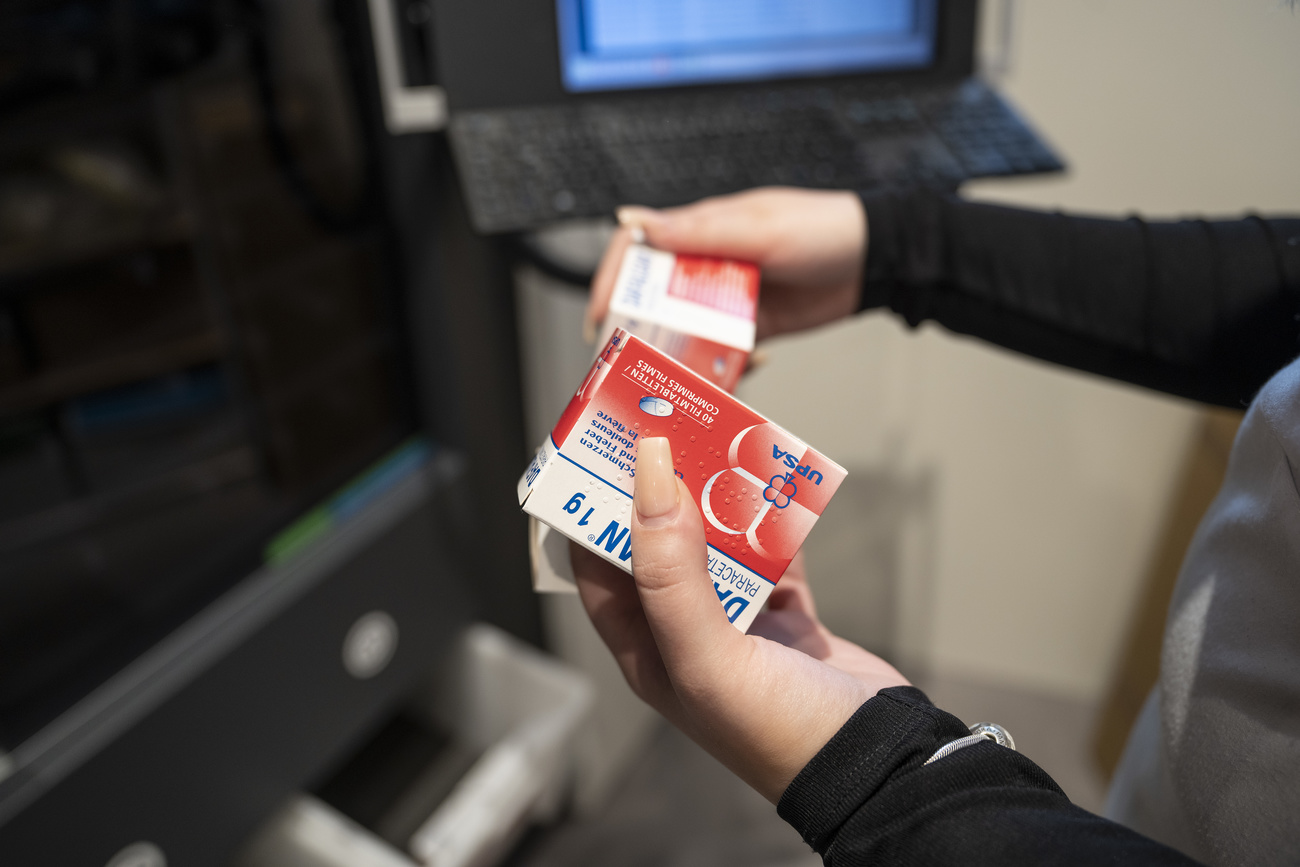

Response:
(557, 0), (938, 93)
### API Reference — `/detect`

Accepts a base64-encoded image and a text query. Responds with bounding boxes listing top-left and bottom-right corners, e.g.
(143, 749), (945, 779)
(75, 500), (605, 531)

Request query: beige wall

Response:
(738, 0), (1300, 701)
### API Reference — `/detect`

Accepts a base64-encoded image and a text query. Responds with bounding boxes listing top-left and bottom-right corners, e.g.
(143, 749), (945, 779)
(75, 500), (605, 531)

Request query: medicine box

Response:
(596, 244), (759, 391)
(518, 330), (846, 632)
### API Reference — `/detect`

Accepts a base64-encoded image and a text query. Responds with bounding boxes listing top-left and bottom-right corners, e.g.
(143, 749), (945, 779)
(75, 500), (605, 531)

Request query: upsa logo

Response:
(700, 423), (841, 564)
(700, 438), (815, 559)
(771, 445), (825, 487)
(764, 472), (798, 510)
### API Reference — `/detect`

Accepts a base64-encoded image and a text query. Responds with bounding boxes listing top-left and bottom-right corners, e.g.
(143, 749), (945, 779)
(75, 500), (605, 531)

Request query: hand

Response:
(584, 187), (868, 344)
(570, 437), (908, 804)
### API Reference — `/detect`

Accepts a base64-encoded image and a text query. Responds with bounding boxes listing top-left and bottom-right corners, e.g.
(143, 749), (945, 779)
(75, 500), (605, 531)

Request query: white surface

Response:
(428, 625), (593, 761)
(411, 626), (594, 866)
(106, 842), (167, 867)
(410, 743), (534, 867)
(237, 797), (416, 867)
(738, 0), (1300, 701)
(364, 0), (447, 133)
(341, 611), (400, 679)
(235, 627), (591, 867)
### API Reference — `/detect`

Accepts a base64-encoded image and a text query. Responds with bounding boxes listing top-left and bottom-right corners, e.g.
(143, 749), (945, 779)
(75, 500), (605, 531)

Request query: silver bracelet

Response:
(924, 722), (1016, 765)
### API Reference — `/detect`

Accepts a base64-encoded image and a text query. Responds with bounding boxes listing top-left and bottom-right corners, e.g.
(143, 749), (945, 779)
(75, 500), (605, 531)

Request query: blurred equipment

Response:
(237, 797), (418, 867)
(406, 626), (593, 867)
(235, 626), (592, 867)
(431, 0), (1064, 232)
(0, 0), (542, 864)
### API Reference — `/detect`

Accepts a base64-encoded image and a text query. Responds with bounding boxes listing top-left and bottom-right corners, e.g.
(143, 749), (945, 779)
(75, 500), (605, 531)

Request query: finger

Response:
(570, 541), (643, 652)
(765, 552), (819, 619)
(748, 608), (833, 660)
(620, 194), (774, 263)
(585, 224), (636, 343)
(631, 437), (746, 695)
(570, 542), (682, 716)
(743, 347), (771, 376)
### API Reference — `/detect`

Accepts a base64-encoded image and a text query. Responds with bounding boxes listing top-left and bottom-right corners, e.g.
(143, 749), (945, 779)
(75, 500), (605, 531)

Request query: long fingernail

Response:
(635, 437), (678, 519)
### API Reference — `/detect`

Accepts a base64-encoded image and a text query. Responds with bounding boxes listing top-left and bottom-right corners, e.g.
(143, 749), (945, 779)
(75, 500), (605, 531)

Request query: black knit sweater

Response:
(775, 192), (1300, 865)
(779, 688), (1202, 865)
(857, 191), (1300, 408)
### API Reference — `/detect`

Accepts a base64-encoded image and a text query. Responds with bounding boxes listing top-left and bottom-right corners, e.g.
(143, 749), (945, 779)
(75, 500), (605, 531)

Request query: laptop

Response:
(430, 0), (1062, 234)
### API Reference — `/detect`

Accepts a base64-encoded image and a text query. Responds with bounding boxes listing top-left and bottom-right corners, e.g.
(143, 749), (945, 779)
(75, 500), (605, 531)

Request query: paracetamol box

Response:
(597, 244), (759, 392)
(518, 330), (846, 632)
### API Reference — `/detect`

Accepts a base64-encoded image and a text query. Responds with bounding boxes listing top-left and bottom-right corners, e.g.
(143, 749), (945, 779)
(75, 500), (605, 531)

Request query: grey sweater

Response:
(1107, 356), (1300, 865)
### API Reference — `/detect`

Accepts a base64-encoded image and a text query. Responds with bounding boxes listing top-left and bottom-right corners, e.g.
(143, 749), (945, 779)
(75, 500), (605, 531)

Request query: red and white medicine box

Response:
(519, 330), (846, 632)
(597, 244), (759, 392)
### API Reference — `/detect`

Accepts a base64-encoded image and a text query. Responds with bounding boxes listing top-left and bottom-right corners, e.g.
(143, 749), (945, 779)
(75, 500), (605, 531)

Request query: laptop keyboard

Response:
(450, 79), (1063, 234)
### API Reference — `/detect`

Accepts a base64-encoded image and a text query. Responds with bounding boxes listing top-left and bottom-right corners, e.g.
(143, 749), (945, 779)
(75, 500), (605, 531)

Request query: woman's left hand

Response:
(570, 436), (908, 803)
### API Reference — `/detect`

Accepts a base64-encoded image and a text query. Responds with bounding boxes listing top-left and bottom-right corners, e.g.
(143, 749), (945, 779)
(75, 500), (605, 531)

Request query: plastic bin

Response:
(236, 624), (593, 867)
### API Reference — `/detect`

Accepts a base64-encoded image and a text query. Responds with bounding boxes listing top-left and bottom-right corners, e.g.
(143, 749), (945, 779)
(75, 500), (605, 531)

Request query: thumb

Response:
(585, 207), (684, 343)
(616, 205), (671, 243)
(631, 437), (745, 685)
(617, 196), (770, 263)
(618, 204), (722, 257)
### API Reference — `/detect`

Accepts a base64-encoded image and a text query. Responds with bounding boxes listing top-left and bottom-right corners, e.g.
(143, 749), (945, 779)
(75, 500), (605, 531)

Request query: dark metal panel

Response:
(431, 0), (567, 111)
(0, 467), (471, 866)
(337, 0), (542, 646)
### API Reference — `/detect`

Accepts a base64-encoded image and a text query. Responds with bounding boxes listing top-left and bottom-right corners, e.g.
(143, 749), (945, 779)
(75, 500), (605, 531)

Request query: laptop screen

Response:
(556, 0), (940, 93)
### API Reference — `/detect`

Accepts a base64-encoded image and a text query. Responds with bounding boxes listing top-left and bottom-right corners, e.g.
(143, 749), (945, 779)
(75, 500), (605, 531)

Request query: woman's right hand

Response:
(584, 187), (868, 344)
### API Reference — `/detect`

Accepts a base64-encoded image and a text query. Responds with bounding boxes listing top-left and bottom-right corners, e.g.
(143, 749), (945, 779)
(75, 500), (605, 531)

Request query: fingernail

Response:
(634, 437), (678, 519)
(582, 316), (597, 345)
(616, 205), (663, 230)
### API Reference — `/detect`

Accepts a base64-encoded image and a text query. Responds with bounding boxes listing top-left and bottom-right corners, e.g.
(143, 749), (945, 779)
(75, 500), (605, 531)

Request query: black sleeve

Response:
(858, 190), (1300, 408)
(778, 687), (1204, 867)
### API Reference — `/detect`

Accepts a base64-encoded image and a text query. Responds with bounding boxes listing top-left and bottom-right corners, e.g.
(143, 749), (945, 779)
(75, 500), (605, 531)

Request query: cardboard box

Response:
(596, 244), (759, 391)
(518, 330), (846, 632)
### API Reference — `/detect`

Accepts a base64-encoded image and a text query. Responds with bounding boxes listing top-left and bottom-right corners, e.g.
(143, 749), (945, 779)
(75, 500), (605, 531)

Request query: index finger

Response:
(765, 552), (819, 619)
(570, 541), (685, 724)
